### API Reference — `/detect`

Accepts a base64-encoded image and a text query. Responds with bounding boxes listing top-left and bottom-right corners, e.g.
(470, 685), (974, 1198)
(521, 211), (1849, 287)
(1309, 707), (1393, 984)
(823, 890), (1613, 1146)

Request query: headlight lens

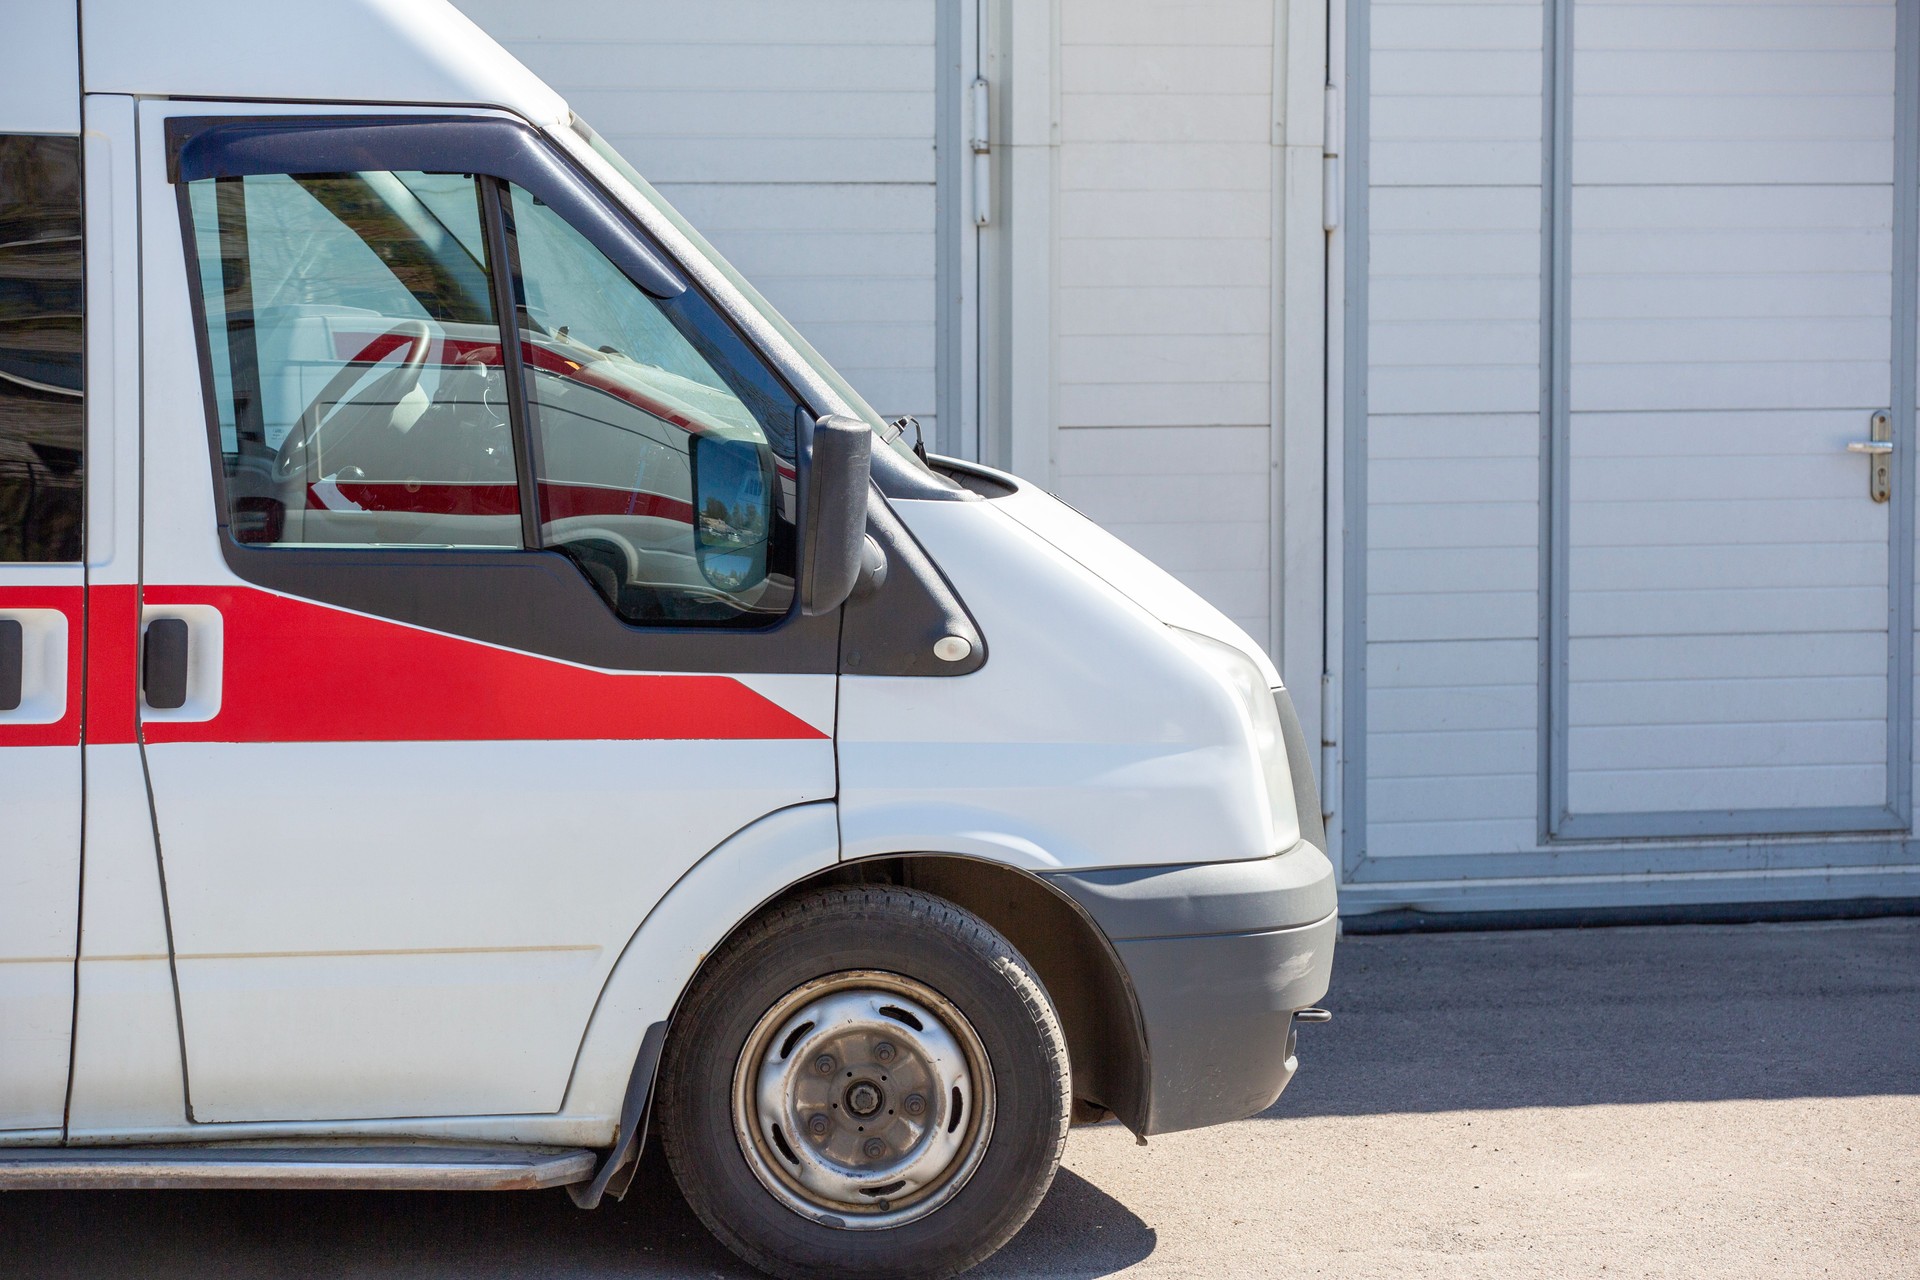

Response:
(1172, 628), (1299, 853)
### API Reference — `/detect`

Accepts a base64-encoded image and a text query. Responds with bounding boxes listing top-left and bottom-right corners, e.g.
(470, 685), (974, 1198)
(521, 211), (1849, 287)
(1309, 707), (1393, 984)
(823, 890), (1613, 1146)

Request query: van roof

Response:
(79, 0), (568, 127)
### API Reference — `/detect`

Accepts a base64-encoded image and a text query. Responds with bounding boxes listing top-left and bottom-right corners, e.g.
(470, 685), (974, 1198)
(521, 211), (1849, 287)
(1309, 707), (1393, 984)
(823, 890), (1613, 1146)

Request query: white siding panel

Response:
(1054, 425), (1272, 629)
(454, 0), (939, 431)
(1058, 286), (1271, 337)
(1369, 0), (1543, 188)
(1059, 2), (1273, 45)
(1366, 817), (1539, 858)
(1061, 45), (1275, 95)
(1570, 764), (1887, 814)
(1563, 0), (1898, 820)
(1059, 143), (1273, 192)
(1368, 774), (1536, 824)
(1363, 0), (1543, 864)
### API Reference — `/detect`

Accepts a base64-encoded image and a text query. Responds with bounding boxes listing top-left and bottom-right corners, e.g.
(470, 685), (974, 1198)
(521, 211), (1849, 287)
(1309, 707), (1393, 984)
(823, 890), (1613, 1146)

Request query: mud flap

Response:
(568, 1021), (667, 1209)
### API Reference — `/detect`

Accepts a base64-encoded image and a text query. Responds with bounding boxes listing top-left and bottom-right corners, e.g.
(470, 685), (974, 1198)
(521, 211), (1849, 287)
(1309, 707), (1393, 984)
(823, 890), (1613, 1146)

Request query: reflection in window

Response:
(506, 184), (798, 625)
(188, 170), (521, 549)
(0, 135), (83, 562)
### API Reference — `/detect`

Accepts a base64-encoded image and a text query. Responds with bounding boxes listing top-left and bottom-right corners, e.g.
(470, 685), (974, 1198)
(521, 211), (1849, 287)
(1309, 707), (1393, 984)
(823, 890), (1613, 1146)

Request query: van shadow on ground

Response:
(0, 1141), (1152, 1280)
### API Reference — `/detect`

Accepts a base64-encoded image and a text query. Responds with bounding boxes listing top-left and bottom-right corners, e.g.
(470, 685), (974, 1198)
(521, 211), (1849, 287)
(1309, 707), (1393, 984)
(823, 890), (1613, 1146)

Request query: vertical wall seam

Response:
(1542, 0), (1572, 841)
(1339, 0), (1370, 875)
(935, 0), (962, 459)
(1888, 0), (1918, 831)
(1269, 0), (1288, 671)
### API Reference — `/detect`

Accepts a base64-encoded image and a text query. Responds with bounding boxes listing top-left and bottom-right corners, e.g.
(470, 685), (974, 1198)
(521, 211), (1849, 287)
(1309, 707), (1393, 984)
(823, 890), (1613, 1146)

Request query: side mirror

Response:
(799, 414), (872, 616)
(689, 433), (774, 593)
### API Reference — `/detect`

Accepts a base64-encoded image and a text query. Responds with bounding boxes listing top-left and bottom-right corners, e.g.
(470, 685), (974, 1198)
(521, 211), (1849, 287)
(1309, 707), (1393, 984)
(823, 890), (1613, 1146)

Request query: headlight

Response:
(1171, 628), (1299, 854)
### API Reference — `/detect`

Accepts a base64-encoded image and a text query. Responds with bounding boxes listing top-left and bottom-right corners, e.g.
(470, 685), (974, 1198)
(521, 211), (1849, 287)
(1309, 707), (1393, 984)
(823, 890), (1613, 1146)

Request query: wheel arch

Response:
(565, 821), (1153, 1156)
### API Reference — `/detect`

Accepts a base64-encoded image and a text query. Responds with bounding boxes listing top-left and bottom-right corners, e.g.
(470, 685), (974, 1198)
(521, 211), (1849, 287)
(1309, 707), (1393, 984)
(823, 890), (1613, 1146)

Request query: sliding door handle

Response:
(142, 617), (191, 711)
(0, 618), (20, 712)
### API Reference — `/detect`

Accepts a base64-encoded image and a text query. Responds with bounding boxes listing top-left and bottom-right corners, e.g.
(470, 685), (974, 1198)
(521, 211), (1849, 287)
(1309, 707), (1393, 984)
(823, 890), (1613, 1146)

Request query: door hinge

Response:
(1322, 85), (1341, 232)
(969, 77), (992, 227)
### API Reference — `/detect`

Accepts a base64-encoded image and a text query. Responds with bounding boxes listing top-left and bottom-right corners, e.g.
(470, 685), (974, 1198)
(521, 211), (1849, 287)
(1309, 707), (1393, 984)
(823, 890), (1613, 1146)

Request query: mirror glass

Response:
(691, 433), (773, 592)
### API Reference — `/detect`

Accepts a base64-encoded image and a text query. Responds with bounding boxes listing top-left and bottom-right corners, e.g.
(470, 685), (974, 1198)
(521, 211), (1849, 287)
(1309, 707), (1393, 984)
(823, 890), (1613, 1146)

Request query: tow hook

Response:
(1294, 1007), (1332, 1024)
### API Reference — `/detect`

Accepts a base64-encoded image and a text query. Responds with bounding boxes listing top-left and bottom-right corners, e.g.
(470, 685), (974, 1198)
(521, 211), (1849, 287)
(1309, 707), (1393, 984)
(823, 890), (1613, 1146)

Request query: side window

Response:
(505, 185), (799, 624)
(187, 171), (520, 548)
(0, 135), (83, 562)
(180, 145), (805, 628)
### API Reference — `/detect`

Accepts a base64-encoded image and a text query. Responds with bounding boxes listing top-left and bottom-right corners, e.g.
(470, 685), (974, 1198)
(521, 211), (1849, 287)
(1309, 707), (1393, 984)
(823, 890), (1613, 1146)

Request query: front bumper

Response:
(1043, 839), (1337, 1135)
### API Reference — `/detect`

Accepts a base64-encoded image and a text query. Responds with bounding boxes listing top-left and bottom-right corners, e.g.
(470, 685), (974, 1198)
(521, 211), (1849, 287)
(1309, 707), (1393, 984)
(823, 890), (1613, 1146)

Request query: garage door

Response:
(1342, 0), (1919, 884)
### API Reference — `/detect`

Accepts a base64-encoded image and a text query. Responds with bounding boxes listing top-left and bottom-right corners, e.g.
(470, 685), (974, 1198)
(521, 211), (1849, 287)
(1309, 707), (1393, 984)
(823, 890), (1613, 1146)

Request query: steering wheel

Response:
(274, 319), (433, 482)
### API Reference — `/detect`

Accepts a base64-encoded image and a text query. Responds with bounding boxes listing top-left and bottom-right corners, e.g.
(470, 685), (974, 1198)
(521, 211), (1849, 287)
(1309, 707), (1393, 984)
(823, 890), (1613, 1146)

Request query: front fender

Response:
(558, 802), (840, 1126)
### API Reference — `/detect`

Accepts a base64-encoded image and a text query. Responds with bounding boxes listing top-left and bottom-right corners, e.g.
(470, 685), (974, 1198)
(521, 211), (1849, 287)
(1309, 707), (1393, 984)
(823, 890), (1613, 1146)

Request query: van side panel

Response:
(0, 35), (85, 1132)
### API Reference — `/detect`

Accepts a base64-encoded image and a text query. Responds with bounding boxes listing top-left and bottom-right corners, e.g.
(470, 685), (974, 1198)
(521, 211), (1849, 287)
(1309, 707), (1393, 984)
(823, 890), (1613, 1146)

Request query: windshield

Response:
(566, 116), (937, 475)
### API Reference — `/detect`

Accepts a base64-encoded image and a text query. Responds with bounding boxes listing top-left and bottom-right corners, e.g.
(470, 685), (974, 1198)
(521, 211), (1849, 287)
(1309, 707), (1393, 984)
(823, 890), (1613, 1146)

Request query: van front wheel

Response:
(658, 885), (1071, 1280)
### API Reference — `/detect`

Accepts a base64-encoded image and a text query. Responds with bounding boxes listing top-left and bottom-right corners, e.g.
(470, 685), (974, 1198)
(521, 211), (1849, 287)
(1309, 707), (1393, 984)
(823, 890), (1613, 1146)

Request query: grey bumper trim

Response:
(1042, 843), (1339, 1135)
(1043, 839), (1338, 941)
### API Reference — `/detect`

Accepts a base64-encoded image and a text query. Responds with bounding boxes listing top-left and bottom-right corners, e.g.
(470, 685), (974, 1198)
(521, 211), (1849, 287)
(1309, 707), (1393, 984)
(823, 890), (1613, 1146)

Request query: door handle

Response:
(0, 618), (21, 712)
(1847, 411), (1893, 503)
(142, 617), (191, 711)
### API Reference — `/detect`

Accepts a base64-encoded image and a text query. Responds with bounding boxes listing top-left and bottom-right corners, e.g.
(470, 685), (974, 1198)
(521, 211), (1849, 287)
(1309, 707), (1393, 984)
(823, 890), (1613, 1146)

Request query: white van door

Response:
(135, 103), (837, 1124)
(0, 131), (86, 1135)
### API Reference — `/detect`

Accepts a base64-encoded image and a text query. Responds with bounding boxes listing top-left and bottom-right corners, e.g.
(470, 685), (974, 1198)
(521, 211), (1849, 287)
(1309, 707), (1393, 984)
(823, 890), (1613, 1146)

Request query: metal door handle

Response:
(1851, 411), (1893, 503)
(142, 618), (191, 711)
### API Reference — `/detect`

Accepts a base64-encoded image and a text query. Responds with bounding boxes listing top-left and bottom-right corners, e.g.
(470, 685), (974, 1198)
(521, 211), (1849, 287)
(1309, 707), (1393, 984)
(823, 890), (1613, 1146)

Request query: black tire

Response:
(657, 885), (1071, 1280)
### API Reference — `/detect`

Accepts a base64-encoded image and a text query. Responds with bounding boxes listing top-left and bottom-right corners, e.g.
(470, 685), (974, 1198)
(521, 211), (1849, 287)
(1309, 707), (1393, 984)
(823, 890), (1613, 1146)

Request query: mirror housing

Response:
(799, 414), (873, 616)
(689, 433), (775, 594)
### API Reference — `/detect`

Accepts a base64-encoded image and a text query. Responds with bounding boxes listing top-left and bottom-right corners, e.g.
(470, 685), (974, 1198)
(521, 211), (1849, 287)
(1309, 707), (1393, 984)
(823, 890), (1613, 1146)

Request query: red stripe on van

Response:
(86, 582), (141, 746)
(138, 586), (825, 745)
(335, 332), (723, 439)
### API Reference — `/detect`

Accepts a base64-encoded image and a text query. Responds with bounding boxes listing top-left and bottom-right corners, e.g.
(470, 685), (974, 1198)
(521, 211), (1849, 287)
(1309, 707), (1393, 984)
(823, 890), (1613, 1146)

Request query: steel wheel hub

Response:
(731, 970), (995, 1230)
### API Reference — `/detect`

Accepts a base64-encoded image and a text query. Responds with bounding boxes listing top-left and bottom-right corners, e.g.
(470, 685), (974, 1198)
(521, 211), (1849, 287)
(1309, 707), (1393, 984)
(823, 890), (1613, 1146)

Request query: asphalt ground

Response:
(5, 916), (1915, 1278)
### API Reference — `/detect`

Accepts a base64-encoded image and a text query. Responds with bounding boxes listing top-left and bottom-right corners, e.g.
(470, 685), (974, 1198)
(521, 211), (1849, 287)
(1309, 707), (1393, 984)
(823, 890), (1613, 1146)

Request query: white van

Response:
(0, 2), (1336, 1276)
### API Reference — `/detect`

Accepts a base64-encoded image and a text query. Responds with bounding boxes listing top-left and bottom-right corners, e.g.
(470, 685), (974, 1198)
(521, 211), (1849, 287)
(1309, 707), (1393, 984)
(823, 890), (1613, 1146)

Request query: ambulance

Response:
(0, 3), (1336, 1275)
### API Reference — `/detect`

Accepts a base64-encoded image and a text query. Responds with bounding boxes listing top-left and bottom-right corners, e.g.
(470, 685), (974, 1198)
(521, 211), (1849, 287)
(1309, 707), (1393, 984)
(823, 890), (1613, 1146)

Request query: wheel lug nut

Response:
(874, 1041), (896, 1064)
(807, 1114), (830, 1137)
(813, 1054), (836, 1076)
(904, 1093), (926, 1117)
(862, 1138), (886, 1160)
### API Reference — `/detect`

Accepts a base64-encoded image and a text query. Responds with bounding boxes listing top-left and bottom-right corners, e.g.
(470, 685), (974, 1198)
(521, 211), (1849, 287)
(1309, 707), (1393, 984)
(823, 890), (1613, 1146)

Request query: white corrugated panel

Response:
(1364, 0), (1545, 859)
(452, 0), (938, 434)
(1564, 0), (1898, 820)
(1053, 0), (1277, 645)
